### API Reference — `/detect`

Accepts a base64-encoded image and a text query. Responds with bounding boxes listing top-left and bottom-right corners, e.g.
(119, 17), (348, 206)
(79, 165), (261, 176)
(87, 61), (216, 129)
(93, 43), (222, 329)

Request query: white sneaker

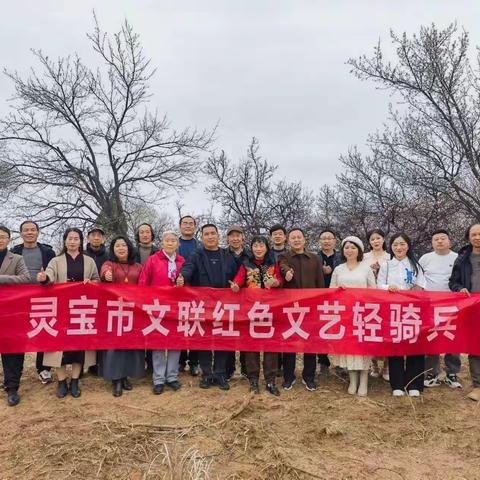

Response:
(444, 374), (462, 389)
(38, 370), (53, 385)
(392, 389), (405, 397)
(408, 389), (421, 397)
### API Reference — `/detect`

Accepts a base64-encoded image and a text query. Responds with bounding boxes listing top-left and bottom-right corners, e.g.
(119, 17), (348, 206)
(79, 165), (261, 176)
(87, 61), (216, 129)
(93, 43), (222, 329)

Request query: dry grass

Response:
(1, 355), (480, 479)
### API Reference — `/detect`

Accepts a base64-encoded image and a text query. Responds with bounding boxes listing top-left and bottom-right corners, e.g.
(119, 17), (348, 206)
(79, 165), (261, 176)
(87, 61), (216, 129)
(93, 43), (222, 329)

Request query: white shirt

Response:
(330, 262), (376, 289)
(377, 257), (426, 290)
(418, 251), (458, 292)
(363, 250), (389, 267)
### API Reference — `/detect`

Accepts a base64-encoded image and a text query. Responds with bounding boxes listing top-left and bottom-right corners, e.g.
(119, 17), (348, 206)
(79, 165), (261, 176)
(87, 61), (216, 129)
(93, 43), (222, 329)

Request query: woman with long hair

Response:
(330, 236), (376, 396)
(377, 232), (426, 397)
(230, 235), (283, 396)
(364, 229), (390, 381)
(37, 228), (100, 399)
(99, 236), (145, 397)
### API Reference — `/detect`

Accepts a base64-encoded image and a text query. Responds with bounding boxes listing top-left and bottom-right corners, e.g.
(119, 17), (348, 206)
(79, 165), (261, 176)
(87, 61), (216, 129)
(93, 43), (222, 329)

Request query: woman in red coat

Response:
(99, 236), (145, 397)
(138, 231), (185, 394)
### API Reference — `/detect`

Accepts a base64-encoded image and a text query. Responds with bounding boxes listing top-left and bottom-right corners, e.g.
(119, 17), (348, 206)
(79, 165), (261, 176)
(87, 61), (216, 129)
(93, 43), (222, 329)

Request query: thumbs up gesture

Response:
(37, 267), (47, 283)
(104, 267), (113, 282)
(176, 273), (185, 287)
(285, 268), (294, 282)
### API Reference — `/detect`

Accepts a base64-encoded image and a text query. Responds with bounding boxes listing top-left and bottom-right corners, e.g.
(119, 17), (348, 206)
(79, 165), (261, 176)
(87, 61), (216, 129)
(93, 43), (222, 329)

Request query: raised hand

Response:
(37, 267), (47, 283)
(285, 268), (294, 282)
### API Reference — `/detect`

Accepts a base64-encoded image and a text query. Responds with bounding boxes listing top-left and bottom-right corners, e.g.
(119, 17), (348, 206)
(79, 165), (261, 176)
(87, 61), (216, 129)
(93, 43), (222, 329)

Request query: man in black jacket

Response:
(85, 227), (109, 272)
(12, 220), (56, 384)
(225, 225), (249, 379)
(449, 223), (480, 401)
(177, 223), (238, 390)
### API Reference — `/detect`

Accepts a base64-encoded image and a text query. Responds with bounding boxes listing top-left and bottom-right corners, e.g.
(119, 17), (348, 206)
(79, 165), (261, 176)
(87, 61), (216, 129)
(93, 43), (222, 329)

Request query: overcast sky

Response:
(1, 1), (480, 218)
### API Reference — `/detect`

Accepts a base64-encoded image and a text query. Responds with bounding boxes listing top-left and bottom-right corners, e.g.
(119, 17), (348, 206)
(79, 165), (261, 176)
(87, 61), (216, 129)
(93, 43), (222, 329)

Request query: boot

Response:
(70, 378), (81, 398)
(357, 370), (369, 397)
(57, 380), (69, 398)
(112, 380), (123, 397)
(122, 378), (133, 391)
(348, 370), (359, 395)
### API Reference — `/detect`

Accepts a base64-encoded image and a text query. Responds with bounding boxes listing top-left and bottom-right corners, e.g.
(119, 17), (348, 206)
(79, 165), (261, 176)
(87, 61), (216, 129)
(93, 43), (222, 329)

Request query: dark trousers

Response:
(277, 352), (283, 371)
(1, 353), (25, 392)
(246, 352), (278, 384)
(318, 354), (330, 367)
(35, 352), (50, 374)
(226, 351), (246, 376)
(389, 355), (425, 392)
(199, 350), (228, 378)
(179, 350), (199, 367)
(283, 352), (316, 383)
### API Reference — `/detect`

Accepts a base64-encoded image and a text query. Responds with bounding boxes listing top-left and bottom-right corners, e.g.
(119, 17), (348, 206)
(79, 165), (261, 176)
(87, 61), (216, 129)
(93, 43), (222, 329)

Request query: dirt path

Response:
(1, 355), (480, 479)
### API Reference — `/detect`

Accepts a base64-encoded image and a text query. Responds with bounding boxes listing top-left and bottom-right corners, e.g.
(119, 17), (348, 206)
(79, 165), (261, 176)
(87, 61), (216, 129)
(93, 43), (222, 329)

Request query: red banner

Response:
(0, 283), (479, 355)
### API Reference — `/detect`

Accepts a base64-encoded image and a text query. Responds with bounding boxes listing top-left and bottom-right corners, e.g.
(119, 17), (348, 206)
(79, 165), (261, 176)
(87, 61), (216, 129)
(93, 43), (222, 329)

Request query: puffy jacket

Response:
(138, 250), (185, 287)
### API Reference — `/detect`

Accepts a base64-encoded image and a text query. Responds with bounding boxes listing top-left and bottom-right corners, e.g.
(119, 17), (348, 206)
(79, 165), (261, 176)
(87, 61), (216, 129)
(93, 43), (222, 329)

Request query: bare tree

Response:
(0, 14), (213, 236)
(204, 137), (314, 237)
(348, 23), (480, 222)
(204, 138), (276, 235)
(316, 148), (469, 252)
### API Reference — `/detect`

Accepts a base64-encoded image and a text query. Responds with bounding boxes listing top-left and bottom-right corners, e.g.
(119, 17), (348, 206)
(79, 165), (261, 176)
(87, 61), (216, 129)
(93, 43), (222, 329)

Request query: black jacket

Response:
(181, 247), (239, 287)
(85, 243), (109, 272)
(449, 244), (473, 292)
(11, 242), (56, 269)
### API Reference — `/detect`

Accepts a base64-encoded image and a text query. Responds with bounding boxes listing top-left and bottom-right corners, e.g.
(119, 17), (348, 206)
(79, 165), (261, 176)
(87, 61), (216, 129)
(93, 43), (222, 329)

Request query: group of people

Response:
(1, 216), (480, 408)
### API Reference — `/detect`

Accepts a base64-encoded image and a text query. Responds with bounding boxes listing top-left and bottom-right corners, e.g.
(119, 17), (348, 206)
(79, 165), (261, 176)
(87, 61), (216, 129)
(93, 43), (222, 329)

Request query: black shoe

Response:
(56, 380), (69, 398)
(70, 378), (81, 398)
(216, 375), (230, 391)
(153, 384), (164, 395)
(190, 365), (200, 377)
(249, 380), (260, 394)
(199, 376), (211, 389)
(112, 380), (123, 397)
(88, 365), (98, 376)
(122, 378), (133, 391)
(166, 380), (182, 391)
(0, 382), (5, 391)
(7, 390), (20, 407)
(266, 383), (280, 396)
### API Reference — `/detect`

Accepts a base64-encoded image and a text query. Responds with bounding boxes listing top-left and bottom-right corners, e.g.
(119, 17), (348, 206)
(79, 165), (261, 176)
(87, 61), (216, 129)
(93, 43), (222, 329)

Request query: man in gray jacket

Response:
(0, 225), (31, 406)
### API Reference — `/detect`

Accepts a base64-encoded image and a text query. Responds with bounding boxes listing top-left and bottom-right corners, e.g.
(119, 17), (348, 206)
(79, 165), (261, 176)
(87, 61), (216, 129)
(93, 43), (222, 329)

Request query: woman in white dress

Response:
(330, 236), (376, 396)
(377, 232), (426, 397)
(363, 229), (390, 380)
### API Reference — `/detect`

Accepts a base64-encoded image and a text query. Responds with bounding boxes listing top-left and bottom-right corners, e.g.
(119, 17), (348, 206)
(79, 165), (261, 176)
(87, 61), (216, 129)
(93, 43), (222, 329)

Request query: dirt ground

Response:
(1, 355), (479, 480)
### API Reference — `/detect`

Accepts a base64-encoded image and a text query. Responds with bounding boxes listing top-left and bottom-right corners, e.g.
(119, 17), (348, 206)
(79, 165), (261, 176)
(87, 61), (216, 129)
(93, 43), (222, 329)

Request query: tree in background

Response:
(204, 137), (314, 238)
(0, 14), (213, 236)
(345, 23), (478, 234)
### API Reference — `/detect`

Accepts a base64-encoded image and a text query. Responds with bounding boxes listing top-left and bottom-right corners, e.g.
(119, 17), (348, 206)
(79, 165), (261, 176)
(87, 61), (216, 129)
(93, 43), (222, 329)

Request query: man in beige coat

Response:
(0, 225), (31, 406)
